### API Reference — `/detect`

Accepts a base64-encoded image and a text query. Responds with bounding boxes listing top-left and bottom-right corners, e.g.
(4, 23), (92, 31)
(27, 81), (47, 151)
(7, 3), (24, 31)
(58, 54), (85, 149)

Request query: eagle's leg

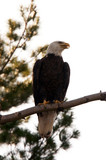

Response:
(38, 100), (50, 106)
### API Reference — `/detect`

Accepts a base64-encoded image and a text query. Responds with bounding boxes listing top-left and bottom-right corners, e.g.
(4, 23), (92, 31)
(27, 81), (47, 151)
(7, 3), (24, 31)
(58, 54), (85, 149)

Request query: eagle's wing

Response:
(63, 62), (70, 97)
(61, 62), (70, 99)
(54, 62), (70, 101)
(33, 59), (42, 105)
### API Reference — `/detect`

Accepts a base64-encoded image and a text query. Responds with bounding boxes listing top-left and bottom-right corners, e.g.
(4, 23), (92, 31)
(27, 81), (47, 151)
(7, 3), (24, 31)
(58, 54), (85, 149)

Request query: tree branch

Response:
(0, 91), (106, 124)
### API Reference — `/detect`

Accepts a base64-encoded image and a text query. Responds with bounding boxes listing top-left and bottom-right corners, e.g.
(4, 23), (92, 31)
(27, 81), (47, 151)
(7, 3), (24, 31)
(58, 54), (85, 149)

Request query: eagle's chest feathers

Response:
(41, 54), (64, 77)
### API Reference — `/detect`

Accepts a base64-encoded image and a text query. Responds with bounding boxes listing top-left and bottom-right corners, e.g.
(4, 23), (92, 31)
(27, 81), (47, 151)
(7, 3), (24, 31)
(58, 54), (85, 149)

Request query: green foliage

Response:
(0, 0), (80, 159)
(37, 45), (48, 57)
(8, 19), (21, 31)
(26, 24), (39, 40)
(6, 19), (21, 41)
(0, 56), (32, 110)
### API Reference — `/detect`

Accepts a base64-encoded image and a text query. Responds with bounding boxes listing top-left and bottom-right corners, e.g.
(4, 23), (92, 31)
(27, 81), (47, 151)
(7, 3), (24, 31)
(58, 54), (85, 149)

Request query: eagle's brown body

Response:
(33, 54), (70, 105)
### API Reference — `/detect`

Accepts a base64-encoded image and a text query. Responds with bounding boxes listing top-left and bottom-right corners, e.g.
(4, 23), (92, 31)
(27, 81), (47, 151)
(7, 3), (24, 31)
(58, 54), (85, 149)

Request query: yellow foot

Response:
(53, 100), (63, 104)
(38, 100), (50, 106)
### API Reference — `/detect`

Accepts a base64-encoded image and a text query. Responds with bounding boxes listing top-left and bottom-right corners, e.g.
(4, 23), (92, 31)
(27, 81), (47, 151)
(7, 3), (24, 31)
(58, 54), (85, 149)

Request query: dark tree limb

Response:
(0, 91), (106, 124)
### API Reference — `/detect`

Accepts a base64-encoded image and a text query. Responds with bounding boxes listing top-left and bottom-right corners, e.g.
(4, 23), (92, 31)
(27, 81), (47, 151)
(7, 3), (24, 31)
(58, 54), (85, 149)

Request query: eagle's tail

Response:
(38, 111), (57, 138)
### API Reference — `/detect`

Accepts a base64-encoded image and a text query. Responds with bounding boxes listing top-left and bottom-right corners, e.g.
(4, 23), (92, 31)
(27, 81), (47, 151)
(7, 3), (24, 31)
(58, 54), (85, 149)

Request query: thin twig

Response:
(0, 24), (27, 74)
(0, 1), (33, 74)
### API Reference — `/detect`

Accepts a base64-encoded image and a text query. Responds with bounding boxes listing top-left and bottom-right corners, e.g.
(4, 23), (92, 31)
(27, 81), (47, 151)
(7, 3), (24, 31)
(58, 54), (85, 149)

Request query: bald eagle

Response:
(33, 41), (70, 138)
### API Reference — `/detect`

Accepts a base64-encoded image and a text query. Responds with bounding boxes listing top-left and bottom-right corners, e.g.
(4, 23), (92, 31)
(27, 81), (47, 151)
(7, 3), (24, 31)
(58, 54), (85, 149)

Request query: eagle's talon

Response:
(38, 100), (50, 106)
(53, 100), (63, 104)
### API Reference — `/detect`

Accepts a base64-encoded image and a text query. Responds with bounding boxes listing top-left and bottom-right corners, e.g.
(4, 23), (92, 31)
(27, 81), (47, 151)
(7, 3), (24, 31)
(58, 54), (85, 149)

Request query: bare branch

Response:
(0, 91), (106, 124)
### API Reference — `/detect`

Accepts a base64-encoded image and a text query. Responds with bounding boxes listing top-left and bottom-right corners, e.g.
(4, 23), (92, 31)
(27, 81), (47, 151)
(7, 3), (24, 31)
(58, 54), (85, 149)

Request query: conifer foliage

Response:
(0, 0), (79, 159)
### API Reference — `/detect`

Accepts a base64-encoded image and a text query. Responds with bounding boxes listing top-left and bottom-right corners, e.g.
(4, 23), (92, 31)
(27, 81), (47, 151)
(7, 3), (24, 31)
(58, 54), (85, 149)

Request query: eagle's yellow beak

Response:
(60, 42), (70, 49)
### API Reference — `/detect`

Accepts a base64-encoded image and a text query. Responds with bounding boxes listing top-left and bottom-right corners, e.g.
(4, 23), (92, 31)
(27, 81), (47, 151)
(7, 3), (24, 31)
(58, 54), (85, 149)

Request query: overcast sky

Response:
(0, 0), (106, 159)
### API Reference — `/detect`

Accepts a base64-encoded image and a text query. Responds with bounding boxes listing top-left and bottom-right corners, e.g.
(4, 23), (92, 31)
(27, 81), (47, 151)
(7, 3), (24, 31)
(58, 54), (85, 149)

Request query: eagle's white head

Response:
(47, 41), (70, 56)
